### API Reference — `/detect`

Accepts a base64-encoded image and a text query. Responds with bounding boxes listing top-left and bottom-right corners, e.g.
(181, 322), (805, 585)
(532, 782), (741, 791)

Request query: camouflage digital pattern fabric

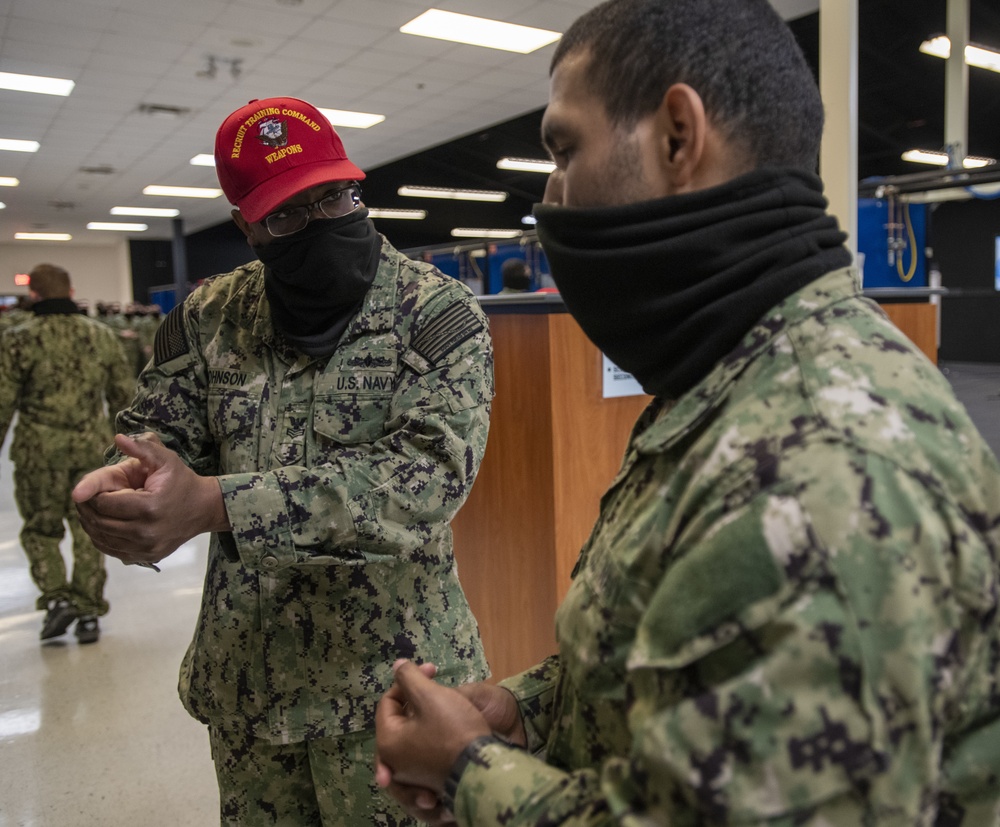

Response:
(453, 267), (1000, 826)
(210, 725), (413, 826)
(0, 306), (135, 614)
(117, 237), (493, 744)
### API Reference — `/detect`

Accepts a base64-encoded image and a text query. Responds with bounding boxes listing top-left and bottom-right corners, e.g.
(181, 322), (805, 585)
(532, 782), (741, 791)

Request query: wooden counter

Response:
(452, 301), (650, 680)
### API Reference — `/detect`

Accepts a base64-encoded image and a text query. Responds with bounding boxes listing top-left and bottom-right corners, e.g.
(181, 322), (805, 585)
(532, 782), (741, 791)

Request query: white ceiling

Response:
(0, 0), (817, 246)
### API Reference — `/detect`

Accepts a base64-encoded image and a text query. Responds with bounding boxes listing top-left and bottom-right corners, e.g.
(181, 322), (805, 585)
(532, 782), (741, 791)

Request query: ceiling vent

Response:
(137, 103), (191, 119)
(79, 165), (115, 175)
(47, 200), (76, 210)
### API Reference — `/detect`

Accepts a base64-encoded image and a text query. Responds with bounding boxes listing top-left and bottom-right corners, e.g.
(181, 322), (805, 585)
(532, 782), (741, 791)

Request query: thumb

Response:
(390, 659), (438, 713)
(114, 432), (168, 473)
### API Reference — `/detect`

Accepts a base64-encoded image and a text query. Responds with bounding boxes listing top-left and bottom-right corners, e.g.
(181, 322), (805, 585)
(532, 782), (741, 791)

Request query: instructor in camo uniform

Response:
(73, 96), (493, 826)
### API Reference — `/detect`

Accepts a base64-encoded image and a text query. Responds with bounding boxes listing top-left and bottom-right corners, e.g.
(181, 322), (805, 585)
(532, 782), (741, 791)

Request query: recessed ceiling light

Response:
(0, 139), (40, 153)
(0, 203), (5, 210)
(901, 149), (996, 168)
(451, 228), (523, 239)
(497, 157), (556, 174)
(401, 9), (560, 54)
(112, 206), (181, 217)
(318, 108), (385, 129)
(399, 185), (507, 202)
(142, 185), (223, 198)
(190, 154), (216, 166)
(367, 208), (427, 220)
(0, 71), (74, 96)
(521, 215), (537, 225)
(15, 233), (72, 241)
(919, 35), (1000, 73)
(0, 177), (18, 187)
(87, 222), (149, 232)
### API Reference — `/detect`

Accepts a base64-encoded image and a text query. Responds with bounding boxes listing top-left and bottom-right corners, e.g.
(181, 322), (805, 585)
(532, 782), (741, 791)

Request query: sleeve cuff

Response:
(442, 735), (516, 814)
(217, 472), (296, 569)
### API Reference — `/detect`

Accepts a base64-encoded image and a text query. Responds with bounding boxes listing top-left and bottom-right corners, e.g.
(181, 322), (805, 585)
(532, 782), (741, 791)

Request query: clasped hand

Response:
(374, 659), (527, 825)
(72, 432), (228, 567)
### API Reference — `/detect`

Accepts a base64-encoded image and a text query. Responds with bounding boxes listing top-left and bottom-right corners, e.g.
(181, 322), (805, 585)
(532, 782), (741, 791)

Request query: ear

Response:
(656, 83), (707, 191)
(231, 209), (255, 245)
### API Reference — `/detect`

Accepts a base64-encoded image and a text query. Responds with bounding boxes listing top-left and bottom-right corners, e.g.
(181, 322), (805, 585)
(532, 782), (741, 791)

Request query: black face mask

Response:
(534, 168), (852, 399)
(255, 209), (381, 343)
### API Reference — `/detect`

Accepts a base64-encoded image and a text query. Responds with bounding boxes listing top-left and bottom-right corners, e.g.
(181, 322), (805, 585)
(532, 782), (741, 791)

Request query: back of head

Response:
(214, 96), (366, 223)
(552, 0), (824, 172)
(29, 264), (71, 300)
(501, 259), (531, 291)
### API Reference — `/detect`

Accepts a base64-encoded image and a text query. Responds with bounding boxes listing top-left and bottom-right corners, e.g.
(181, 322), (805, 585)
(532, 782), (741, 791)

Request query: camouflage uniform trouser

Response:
(14, 462), (108, 616)
(209, 725), (416, 827)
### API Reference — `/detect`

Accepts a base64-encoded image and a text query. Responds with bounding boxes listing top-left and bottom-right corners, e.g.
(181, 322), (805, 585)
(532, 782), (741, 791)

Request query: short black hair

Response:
(551, 0), (824, 171)
(501, 259), (531, 291)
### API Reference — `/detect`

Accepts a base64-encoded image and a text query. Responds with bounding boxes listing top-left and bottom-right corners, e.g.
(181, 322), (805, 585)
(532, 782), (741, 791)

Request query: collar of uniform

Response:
(228, 238), (398, 354)
(334, 235), (398, 347)
(631, 265), (861, 455)
(31, 297), (80, 316)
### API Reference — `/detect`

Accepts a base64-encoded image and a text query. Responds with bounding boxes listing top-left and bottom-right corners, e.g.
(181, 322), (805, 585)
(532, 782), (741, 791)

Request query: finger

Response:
(72, 464), (134, 502)
(81, 488), (154, 523)
(374, 758), (392, 789)
(416, 661), (438, 678)
(375, 680), (410, 733)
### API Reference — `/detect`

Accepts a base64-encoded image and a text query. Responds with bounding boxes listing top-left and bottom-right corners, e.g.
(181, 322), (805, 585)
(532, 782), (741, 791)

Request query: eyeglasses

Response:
(263, 183), (362, 237)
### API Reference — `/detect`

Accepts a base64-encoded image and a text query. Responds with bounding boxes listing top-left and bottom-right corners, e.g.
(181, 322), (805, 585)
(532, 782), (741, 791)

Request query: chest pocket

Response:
(312, 351), (398, 449)
(312, 393), (392, 447)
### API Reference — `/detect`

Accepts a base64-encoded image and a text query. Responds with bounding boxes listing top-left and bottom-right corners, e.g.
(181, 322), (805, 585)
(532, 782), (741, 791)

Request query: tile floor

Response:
(0, 360), (997, 826)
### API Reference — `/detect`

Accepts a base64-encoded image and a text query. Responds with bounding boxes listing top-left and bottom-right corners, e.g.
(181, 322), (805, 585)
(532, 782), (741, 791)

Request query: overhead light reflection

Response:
(399, 185), (507, 202)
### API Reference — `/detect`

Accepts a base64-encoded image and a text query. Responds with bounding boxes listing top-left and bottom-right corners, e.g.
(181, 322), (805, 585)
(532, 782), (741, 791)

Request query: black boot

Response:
(75, 615), (100, 644)
(40, 599), (77, 640)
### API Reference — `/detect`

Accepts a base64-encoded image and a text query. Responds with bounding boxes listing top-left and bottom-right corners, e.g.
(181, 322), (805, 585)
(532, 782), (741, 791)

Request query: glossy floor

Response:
(0, 361), (997, 827)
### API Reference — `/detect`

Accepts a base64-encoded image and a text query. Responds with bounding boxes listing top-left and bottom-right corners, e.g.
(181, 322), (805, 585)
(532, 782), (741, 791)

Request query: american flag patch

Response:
(411, 301), (484, 365)
(154, 305), (190, 366)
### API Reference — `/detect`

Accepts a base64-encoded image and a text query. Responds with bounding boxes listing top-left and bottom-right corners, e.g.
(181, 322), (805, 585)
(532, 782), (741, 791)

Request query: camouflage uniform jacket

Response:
(0, 299), (134, 469)
(119, 238), (493, 743)
(453, 267), (1000, 826)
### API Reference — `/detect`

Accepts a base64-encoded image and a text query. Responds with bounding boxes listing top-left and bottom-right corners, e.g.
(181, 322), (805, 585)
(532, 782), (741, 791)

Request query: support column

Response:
(818, 0), (858, 256)
(944, 0), (969, 162)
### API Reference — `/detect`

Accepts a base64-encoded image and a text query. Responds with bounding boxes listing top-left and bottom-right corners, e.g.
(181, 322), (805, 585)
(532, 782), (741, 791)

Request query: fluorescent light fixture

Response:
(87, 222), (149, 232)
(901, 149), (996, 168)
(0, 203), (5, 210)
(0, 71), (74, 96)
(521, 215), (537, 225)
(367, 208), (427, 220)
(0, 139), (40, 153)
(497, 157), (556, 173)
(399, 185), (507, 202)
(451, 228), (524, 239)
(0, 177), (19, 187)
(318, 108), (385, 129)
(401, 9), (560, 54)
(142, 185), (223, 198)
(190, 154), (216, 166)
(111, 206), (181, 217)
(919, 35), (1000, 73)
(15, 233), (72, 241)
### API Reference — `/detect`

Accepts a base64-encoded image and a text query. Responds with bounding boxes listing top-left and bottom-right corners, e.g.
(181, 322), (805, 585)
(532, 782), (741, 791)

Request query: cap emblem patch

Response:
(257, 118), (288, 148)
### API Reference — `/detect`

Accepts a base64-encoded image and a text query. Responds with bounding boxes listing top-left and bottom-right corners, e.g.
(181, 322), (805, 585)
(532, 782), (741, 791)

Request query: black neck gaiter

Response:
(534, 168), (852, 399)
(256, 209), (381, 354)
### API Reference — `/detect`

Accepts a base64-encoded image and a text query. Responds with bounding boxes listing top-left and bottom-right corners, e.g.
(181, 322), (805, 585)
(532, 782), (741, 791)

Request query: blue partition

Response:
(857, 198), (928, 288)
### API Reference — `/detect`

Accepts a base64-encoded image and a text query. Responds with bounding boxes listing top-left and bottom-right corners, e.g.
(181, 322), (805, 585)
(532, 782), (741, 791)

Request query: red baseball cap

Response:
(214, 96), (366, 223)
